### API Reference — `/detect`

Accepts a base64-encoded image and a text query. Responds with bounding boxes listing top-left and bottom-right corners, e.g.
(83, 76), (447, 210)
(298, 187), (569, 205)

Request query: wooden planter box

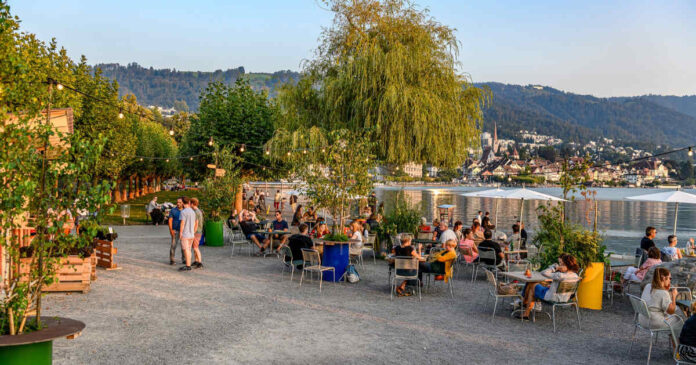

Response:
(19, 255), (92, 294)
(94, 239), (119, 270)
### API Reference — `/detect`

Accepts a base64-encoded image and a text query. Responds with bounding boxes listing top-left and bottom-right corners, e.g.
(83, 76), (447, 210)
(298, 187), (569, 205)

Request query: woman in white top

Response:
(520, 254), (580, 319)
(640, 267), (680, 330)
(350, 221), (363, 248)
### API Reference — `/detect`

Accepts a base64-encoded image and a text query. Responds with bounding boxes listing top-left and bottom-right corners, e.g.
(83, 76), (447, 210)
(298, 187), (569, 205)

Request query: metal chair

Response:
(628, 294), (673, 364)
(363, 234), (377, 263)
(279, 245), (304, 281)
(349, 241), (364, 268)
(225, 225), (253, 256)
(457, 246), (475, 278)
(474, 247), (501, 281)
(603, 262), (615, 305)
(391, 257), (421, 301)
(424, 256), (456, 299)
(484, 269), (522, 321)
(536, 279), (582, 333)
(665, 314), (696, 365)
(299, 248), (335, 292)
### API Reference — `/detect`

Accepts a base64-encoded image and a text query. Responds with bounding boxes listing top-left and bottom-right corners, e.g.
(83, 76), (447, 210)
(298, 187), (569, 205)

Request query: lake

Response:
(374, 186), (696, 255)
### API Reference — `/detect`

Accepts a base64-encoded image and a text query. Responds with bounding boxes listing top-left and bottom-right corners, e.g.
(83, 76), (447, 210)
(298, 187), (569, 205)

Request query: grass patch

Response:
(101, 190), (203, 226)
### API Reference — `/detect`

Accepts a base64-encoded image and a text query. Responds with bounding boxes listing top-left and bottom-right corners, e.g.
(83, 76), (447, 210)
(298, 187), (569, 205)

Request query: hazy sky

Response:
(8, 0), (696, 97)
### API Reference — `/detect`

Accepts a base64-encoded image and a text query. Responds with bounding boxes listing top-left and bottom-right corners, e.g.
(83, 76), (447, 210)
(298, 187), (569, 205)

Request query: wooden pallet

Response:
(90, 252), (97, 281)
(95, 239), (120, 270)
(19, 256), (92, 293)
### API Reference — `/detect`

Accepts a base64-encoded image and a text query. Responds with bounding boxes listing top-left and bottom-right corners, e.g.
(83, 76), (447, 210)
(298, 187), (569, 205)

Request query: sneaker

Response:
(193, 262), (203, 269)
(178, 266), (192, 271)
(534, 302), (543, 312)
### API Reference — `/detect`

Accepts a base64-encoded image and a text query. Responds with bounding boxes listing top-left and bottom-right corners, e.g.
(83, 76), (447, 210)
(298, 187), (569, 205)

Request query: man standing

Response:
(269, 210), (290, 251)
(190, 198), (204, 269)
(274, 190), (281, 211)
(641, 226), (657, 250)
(516, 220), (528, 245)
(476, 211), (483, 224)
(178, 197), (198, 271)
(146, 196), (160, 225)
(168, 197), (185, 265)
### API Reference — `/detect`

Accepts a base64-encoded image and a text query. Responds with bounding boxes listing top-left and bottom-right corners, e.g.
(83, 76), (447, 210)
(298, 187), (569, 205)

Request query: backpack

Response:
(346, 264), (360, 283)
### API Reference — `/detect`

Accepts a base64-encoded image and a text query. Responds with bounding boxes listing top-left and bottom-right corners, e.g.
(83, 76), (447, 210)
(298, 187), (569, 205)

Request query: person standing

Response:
(476, 211), (483, 224)
(274, 190), (281, 211)
(146, 196), (160, 225)
(190, 198), (204, 268)
(168, 197), (185, 265)
(290, 194), (298, 214)
(178, 197), (198, 271)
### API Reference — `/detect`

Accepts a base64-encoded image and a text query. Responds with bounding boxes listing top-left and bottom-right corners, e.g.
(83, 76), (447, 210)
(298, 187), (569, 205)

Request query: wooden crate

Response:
(90, 252), (97, 281)
(19, 256), (91, 293)
(94, 239), (119, 270)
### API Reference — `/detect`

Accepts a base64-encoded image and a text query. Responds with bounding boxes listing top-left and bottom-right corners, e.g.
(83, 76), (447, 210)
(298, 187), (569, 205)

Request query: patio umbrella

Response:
(462, 188), (508, 230)
(626, 190), (696, 235)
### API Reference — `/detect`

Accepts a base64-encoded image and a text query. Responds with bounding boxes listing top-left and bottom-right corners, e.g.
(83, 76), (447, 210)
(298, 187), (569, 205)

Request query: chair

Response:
(299, 248), (335, 292)
(363, 234), (377, 263)
(484, 269), (522, 321)
(535, 279), (581, 333)
(391, 257), (421, 301)
(625, 249), (648, 295)
(665, 315), (696, 365)
(424, 256), (456, 299)
(628, 294), (673, 364)
(603, 262), (615, 305)
(417, 231), (432, 240)
(473, 247), (501, 281)
(349, 241), (364, 268)
(457, 246), (475, 278)
(279, 245), (304, 281)
(225, 225), (253, 256)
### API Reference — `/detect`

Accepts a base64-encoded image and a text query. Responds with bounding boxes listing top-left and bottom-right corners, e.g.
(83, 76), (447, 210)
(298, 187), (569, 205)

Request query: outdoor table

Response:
(314, 240), (352, 282)
(500, 271), (552, 318)
(504, 249), (528, 263)
(254, 230), (291, 257)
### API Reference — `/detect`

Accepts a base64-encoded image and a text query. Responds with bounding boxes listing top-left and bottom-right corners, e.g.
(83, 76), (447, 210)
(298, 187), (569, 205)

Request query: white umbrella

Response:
(463, 188), (509, 231)
(626, 190), (696, 235)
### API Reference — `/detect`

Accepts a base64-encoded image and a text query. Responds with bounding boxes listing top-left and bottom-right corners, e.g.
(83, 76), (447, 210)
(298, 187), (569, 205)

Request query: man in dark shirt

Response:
(268, 210), (290, 250)
(641, 226), (657, 250)
(478, 229), (504, 267)
(287, 223), (314, 264)
(239, 213), (268, 253)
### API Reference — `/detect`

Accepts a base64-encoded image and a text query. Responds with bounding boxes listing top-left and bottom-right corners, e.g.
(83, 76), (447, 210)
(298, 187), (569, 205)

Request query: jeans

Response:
(170, 231), (185, 262)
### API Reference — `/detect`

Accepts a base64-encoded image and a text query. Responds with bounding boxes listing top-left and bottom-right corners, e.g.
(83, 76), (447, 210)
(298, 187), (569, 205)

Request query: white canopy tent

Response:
(626, 190), (696, 235)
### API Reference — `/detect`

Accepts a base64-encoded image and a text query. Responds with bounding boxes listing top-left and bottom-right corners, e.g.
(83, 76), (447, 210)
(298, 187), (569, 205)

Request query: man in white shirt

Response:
(439, 221), (457, 245)
(178, 197), (198, 272)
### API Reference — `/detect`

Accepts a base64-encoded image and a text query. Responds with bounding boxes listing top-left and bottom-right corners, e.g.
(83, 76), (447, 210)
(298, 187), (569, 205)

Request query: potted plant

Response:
(199, 147), (242, 246)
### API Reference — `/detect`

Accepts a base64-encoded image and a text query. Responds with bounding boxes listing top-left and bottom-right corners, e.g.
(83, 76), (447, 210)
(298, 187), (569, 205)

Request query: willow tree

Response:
(274, 0), (488, 168)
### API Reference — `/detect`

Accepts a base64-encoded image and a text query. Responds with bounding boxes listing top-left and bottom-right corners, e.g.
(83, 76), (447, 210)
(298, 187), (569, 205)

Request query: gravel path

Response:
(45, 225), (671, 364)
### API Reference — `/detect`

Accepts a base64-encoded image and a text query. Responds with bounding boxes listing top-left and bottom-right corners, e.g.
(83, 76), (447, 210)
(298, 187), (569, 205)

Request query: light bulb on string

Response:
(169, 129), (175, 136)
(189, 157), (193, 161)
(208, 137), (214, 147)
(56, 83), (64, 91)
(689, 147), (693, 157)
(165, 159), (170, 162)
(240, 144), (245, 152)
(286, 151), (291, 157)
(321, 147), (326, 153)
(265, 149), (270, 155)
(303, 149), (307, 155)
(139, 157), (144, 162)
(118, 109), (124, 119)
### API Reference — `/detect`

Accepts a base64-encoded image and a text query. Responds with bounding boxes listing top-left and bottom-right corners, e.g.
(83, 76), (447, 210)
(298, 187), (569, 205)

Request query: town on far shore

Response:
(374, 123), (679, 188)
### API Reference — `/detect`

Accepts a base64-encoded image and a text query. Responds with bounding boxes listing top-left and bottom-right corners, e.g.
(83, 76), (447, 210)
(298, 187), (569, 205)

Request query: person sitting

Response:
(458, 228), (479, 263)
(519, 254), (580, 320)
(312, 223), (330, 239)
(482, 216), (495, 231)
(438, 221), (457, 245)
(302, 207), (317, 221)
(478, 229), (504, 268)
(640, 267), (682, 331)
(679, 302), (696, 362)
(286, 223), (314, 268)
(350, 221), (364, 247)
(662, 235), (683, 261)
(431, 219), (442, 241)
(421, 239), (459, 282)
(269, 210), (290, 251)
(623, 247), (662, 284)
(453, 221), (464, 241)
(419, 217), (431, 233)
(239, 213), (268, 253)
(361, 221), (370, 240)
(471, 221), (484, 245)
(392, 235), (424, 296)
(291, 205), (303, 226)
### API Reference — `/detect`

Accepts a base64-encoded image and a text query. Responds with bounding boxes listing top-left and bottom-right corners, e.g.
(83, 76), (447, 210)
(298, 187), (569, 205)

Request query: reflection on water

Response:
(376, 186), (696, 255)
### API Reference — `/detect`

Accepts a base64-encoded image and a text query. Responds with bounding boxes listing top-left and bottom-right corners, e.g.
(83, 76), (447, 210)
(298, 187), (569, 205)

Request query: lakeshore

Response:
(45, 225), (672, 364)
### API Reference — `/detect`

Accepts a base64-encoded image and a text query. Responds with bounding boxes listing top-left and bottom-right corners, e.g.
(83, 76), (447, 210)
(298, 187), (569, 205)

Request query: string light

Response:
(240, 144), (245, 152)
(118, 109), (124, 119)
(321, 147), (326, 153)
(208, 137), (214, 147)
(169, 129), (175, 136)
(286, 151), (291, 157)
(303, 149), (307, 155)
(265, 149), (270, 155)
(165, 159), (170, 162)
(689, 147), (693, 157)
(56, 83), (63, 91)
(189, 157), (193, 161)
(139, 157), (144, 162)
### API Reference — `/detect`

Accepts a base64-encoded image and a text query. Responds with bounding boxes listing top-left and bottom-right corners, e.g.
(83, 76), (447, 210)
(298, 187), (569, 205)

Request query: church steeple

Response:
(493, 122), (499, 152)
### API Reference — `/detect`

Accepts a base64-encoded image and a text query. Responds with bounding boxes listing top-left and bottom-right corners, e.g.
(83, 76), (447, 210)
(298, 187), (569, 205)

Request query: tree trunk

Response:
(114, 180), (122, 203)
(234, 185), (243, 214)
(128, 176), (134, 199)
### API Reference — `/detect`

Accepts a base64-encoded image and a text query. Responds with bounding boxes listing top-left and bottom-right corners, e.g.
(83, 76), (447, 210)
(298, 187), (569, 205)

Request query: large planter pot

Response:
(0, 317), (85, 365)
(577, 262), (605, 310)
(204, 220), (224, 247)
(316, 240), (351, 282)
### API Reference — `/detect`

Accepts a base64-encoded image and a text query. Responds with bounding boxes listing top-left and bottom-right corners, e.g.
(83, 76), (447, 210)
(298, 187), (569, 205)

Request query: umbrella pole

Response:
(494, 199), (499, 233)
(674, 202), (679, 236)
(518, 198), (525, 247)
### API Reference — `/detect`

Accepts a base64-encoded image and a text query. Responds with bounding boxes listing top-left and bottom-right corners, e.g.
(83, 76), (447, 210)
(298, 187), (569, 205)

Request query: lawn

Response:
(101, 190), (203, 226)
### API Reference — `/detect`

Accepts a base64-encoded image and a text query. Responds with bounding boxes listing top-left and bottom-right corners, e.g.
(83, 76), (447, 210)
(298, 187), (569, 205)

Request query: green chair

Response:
(279, 245), (304, 281)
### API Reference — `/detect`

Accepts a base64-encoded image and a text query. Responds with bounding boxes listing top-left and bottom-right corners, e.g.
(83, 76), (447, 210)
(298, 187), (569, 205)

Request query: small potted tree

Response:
(200, 147), (242, 246)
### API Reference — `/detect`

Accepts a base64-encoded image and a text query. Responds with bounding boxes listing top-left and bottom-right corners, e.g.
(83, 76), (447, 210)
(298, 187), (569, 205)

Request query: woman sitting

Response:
(349, 221), (364, 247)
(471, 221), (484, 245)
(458, 228), (479, 263)
(421, 239), (459, 282)
(623, 246), (661, 284)
(520, 254), (580, 320)
(291, 204), (303, 226)
(302, 206), (317, 221)
(679, 302), (696, 362)
(312, 223), (330, 239)
(418, 217), (431, 233)
(640, 267), (681, 330)
(392, 235), (424, 296)
(453, 221), (464, 241)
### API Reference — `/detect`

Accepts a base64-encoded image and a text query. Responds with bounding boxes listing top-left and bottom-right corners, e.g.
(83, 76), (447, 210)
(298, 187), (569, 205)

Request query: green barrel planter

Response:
(0, 317), (85, 365)
(204, 220), (224, 247)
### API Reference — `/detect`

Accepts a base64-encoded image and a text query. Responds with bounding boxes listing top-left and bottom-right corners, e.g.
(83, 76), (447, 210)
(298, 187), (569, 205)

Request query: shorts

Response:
(534, 285), (550, 300)
(193, 233), (202, 248)
(181, 237), (194, 251)
(246, 233), (265, 242)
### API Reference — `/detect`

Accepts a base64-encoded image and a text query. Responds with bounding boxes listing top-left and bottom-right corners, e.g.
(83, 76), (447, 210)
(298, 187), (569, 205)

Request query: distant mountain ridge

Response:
(95, 63), (696, 150)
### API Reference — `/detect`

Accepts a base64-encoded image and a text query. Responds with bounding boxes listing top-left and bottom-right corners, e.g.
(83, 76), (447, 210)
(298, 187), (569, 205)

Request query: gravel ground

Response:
(45, 225), (672, 364)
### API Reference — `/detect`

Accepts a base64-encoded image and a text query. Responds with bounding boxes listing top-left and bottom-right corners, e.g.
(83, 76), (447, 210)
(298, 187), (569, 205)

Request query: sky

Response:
(8, 0), (696, 97)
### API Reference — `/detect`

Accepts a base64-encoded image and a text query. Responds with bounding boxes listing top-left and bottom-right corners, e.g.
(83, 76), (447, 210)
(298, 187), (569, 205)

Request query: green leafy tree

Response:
(276, 0), (489, 168)
(200, 147), (243, 221)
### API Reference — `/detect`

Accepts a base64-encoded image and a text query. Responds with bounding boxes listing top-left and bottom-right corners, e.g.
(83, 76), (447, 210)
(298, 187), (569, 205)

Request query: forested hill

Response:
(94, 63), (301, 111)
(611, 95), (696, 119)
(478, 82), (696, 148)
